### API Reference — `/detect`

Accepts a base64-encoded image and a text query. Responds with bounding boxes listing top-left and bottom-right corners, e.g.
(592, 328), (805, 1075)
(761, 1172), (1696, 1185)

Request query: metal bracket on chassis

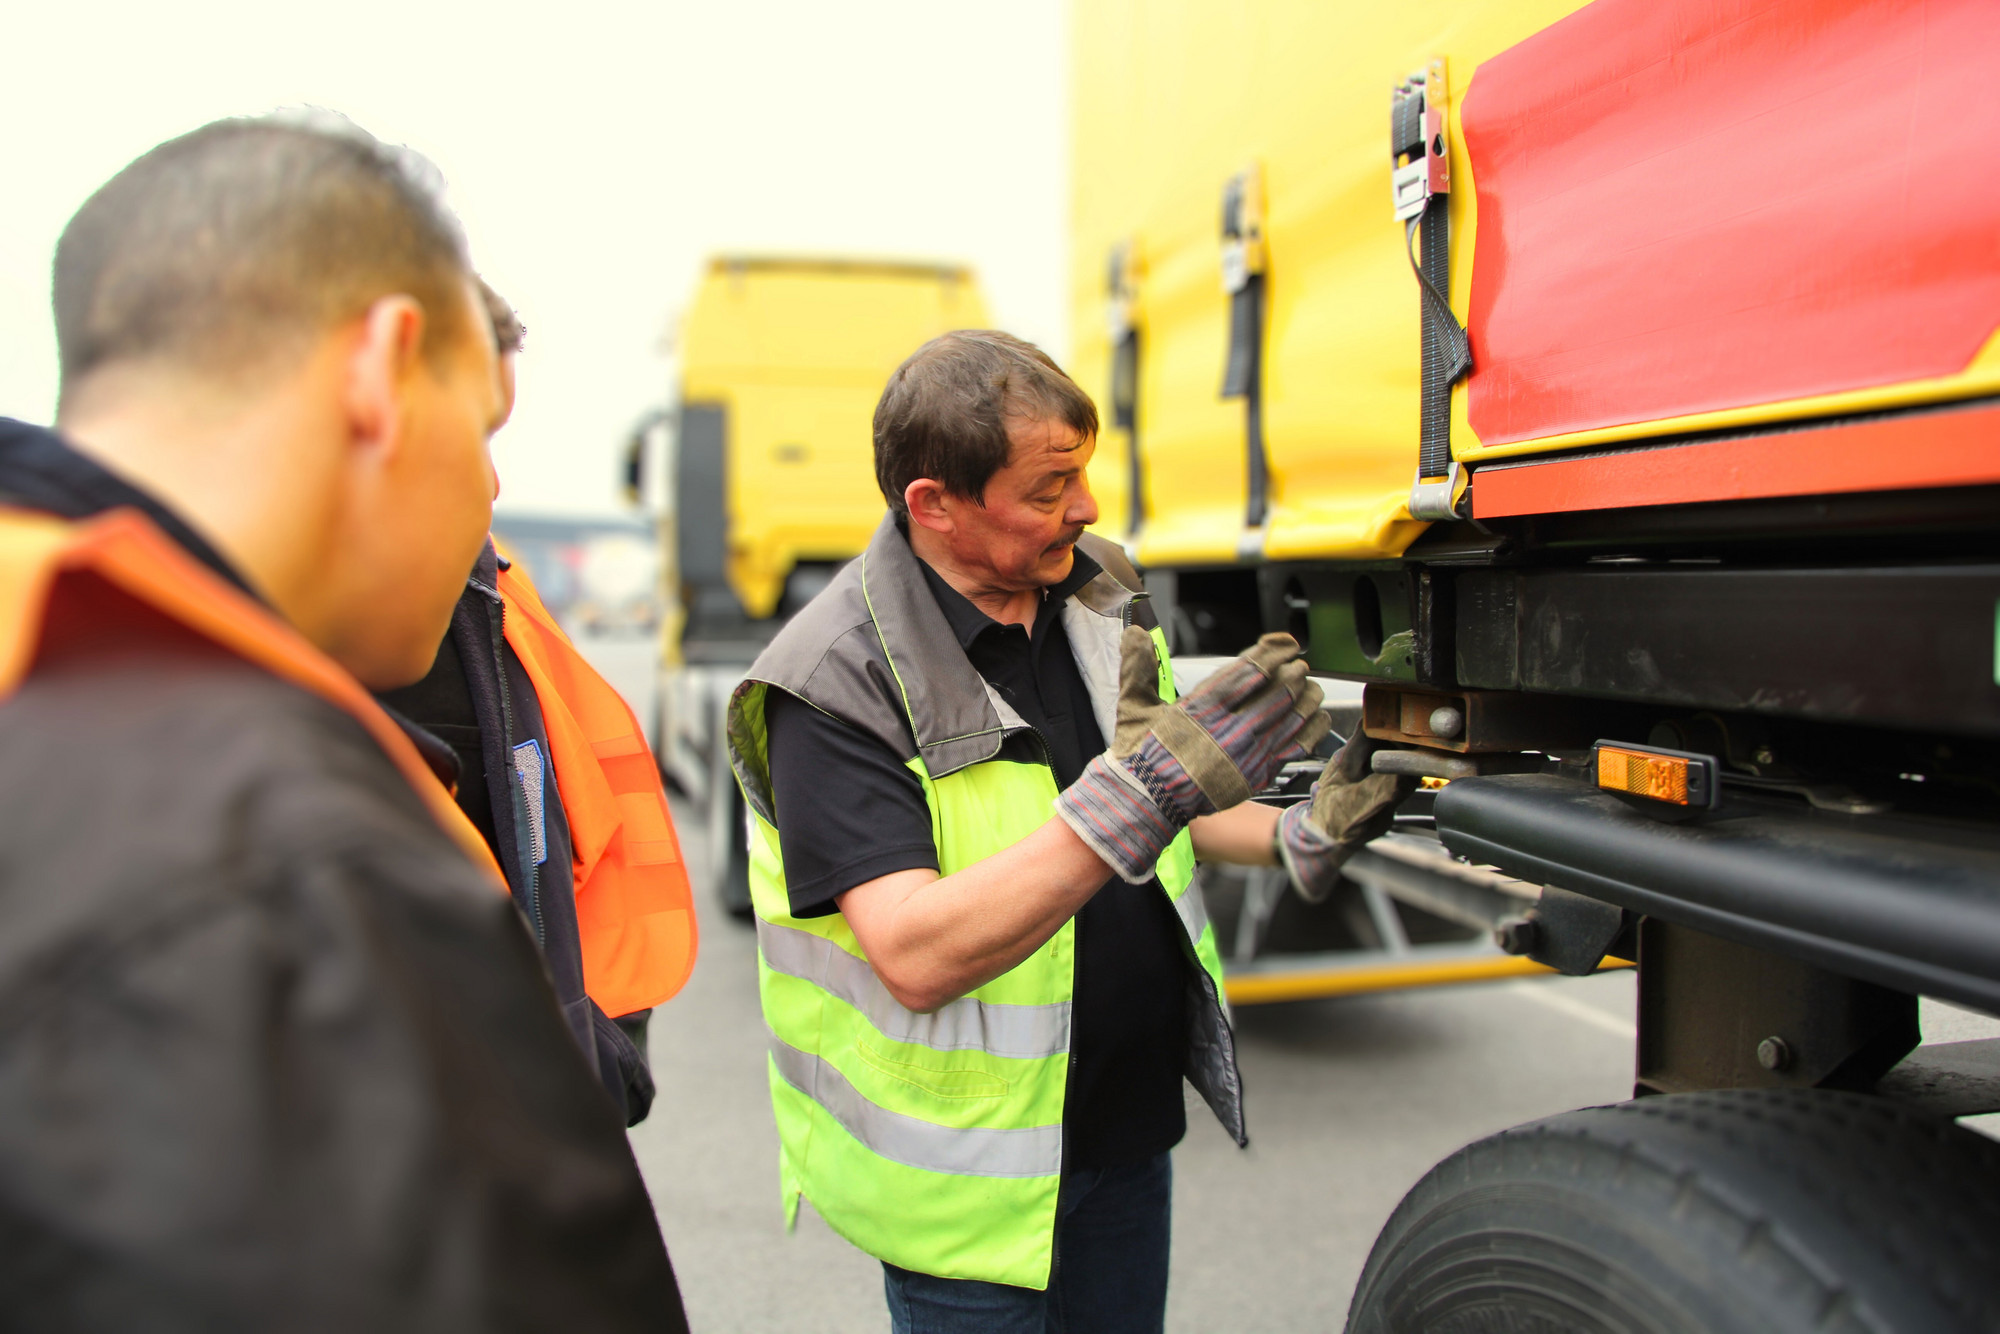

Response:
(1493, 885), (1636, 977)
(1634, 918), (1918, 1097)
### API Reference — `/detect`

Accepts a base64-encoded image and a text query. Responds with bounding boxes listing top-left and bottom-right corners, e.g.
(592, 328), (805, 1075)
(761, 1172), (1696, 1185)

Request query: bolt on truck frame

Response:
(1074, 0), (2000, 1327)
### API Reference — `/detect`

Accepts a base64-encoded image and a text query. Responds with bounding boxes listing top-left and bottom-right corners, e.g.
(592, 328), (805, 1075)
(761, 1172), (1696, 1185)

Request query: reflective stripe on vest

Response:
(1173, 865), (1210, 941)
(758, 919), (1070, 1060)
(0, 507), (505, 881)
(495, 555), (697, 1016)
(768, 1035), (1064, 1178)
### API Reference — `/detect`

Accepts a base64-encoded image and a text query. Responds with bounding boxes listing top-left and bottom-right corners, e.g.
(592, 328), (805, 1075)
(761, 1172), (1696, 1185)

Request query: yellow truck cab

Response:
(644, 256), (988, 912)
(675, 257), (987, 632)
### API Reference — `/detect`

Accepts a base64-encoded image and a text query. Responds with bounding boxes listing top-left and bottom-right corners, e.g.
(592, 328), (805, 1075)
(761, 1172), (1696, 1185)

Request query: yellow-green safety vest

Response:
(727, 516), (1242, 1289)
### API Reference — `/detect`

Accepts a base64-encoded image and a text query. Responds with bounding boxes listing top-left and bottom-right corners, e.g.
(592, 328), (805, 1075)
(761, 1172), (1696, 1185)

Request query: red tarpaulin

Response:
(1462, 0), (2000, 446)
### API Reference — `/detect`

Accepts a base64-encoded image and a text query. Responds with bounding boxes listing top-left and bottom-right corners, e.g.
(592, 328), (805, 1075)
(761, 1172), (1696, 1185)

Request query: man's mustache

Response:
(1049, 528), (1087, 550)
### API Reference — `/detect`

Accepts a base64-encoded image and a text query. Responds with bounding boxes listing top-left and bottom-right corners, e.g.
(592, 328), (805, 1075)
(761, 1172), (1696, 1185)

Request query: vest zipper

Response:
(1027, 712), (1075, 1285)
(1021, 724), (1057, 776)
(1056, 748), (1077, 1296)
(487, 593), (545, 949)
(1006, 591), (1155, 1275)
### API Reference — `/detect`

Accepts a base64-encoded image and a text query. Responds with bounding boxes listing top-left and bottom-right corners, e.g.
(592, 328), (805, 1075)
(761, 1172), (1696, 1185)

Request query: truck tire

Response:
(651, 693), (686, 797)
(1346, 1088), (2000, 1334)
(716, 786), (753, 922)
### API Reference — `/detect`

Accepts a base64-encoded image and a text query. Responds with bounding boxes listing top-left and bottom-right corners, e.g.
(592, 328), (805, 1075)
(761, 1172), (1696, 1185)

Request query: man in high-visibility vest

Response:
(379, 290), (696, 1127)
(0, 114), (686, 1329)
(728, 330), (1392, 1332)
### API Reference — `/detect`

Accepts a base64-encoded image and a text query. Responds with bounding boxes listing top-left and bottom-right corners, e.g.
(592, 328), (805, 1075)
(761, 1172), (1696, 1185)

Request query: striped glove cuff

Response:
(1275, 799), (1346, 904)
(1055, 753), (1182, 884)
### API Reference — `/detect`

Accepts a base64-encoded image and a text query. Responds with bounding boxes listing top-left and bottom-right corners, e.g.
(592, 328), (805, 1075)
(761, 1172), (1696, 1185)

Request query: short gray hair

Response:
(54, 112), (479, 405)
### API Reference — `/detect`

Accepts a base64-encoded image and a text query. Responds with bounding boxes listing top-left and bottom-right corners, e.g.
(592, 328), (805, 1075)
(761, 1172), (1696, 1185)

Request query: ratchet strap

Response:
(1392, 64), (1474, 520)
(1220, 166), (1272, 531)
(1107, 241), (1145, 536)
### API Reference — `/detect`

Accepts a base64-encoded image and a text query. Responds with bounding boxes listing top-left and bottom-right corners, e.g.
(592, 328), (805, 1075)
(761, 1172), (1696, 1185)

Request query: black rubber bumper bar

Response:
(1435, 774), (2000, 1016)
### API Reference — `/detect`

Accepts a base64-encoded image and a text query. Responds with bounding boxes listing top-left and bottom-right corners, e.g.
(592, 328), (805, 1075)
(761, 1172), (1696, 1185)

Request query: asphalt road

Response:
(578, 631), (2000, 1332)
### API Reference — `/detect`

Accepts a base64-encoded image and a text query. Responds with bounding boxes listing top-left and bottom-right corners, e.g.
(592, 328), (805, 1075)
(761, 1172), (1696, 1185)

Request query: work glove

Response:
(1057, 628), (1330, 883)
(1276, 730), (1418, 903)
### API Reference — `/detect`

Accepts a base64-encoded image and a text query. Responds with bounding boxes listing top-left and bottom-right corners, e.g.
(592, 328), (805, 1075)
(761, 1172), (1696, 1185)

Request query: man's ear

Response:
(494, 353), (518, 433)
(342, 295), (428, 458)
(904, 478), (956, 535)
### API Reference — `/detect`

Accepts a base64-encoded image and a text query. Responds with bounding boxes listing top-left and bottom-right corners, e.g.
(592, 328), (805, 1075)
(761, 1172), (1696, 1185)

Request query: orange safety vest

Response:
(495, 556), (697, 1018)
(0, 506), (504, 880)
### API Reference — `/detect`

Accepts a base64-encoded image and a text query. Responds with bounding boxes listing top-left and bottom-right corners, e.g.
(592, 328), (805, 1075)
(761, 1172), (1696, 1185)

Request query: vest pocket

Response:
(856, 1036), (1010, 1101)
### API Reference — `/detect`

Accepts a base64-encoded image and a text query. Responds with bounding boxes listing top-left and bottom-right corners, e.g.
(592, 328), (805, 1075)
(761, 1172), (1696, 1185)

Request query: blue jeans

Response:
(882, 1152), (1172, 1334)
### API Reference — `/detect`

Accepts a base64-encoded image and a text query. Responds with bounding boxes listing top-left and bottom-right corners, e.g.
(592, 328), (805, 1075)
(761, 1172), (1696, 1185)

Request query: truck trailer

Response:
(1072, 0), (2000, 1328)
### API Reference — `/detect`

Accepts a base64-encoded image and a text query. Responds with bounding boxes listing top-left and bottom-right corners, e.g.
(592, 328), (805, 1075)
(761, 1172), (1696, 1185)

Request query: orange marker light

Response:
(1599, 747), (1687, 802)
(1592, 741), (1718, 810)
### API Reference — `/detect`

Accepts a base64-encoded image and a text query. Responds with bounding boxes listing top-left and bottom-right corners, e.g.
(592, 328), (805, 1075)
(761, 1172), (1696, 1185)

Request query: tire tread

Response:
(1347, 1089), (2000, 1334)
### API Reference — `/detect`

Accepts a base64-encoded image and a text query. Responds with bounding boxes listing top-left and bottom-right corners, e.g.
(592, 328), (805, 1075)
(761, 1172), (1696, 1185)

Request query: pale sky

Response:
(0, 0), (1069, 517)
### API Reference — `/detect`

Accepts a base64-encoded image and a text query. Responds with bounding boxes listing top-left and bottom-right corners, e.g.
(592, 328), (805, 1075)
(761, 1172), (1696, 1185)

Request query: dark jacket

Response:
(0, 415), (654, 1123)
(0, 418), (687, 1331)
(379, 551), (655, 1125)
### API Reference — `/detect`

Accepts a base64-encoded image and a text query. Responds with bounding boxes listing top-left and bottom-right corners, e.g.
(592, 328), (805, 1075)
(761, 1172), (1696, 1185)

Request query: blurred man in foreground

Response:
(0, 116), (687, 1329)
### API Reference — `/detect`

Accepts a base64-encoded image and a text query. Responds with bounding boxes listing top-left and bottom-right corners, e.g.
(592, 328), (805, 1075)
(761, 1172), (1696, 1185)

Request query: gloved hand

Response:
(1057, 628), (1330, 883)
(1276, 729), (1418, 903)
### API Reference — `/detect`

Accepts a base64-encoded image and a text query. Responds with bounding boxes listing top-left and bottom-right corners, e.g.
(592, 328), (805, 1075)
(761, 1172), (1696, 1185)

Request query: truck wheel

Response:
(716, 787), (754, 922)
(1346, 1088), (2000, 1334)
(651, 692), (686, 797)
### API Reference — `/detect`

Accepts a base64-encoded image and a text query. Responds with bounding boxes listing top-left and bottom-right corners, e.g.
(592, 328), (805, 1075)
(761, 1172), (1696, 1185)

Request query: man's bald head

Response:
(54, 113), (479, 412)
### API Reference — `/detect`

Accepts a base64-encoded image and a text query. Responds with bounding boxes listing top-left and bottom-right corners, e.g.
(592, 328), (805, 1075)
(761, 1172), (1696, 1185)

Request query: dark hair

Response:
(480, 278), (524, 355)
(873, 330), (1099, 515)
(54, 112), (477, 406)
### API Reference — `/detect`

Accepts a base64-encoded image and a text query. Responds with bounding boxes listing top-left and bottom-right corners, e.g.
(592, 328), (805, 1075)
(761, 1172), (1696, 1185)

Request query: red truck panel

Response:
(1461, 0), (2000, 447)
(1471, 400), (2000, 518)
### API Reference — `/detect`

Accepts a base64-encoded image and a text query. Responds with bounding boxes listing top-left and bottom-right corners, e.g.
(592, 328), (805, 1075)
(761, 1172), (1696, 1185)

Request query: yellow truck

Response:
(1073, 0), (2000, 1327)
(637, 257), (988, 914)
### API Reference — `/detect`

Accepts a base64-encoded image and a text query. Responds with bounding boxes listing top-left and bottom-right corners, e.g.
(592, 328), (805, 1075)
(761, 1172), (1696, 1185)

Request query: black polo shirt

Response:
(763, 548), (1191, 1170)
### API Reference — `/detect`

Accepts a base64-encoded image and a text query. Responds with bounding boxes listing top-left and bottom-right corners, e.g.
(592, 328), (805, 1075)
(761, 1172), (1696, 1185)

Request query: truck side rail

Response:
(1436, 773), (2000, 1016)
